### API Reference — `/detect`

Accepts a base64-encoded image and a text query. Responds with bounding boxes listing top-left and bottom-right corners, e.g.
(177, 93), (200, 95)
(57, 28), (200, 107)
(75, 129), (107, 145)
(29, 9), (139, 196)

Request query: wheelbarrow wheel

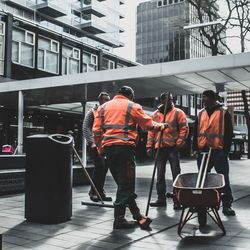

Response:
(197, 207), (207, 227)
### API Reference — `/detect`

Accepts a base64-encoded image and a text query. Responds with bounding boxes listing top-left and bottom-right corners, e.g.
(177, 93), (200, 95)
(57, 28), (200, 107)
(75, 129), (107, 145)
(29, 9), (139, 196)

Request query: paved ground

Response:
(0, 158), (249, 250)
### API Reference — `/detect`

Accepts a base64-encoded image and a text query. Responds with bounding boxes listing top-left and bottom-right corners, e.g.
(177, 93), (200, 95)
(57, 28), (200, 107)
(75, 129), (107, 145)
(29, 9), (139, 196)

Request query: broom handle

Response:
(73, 146), (104, 204)
(145, 93), (170, 216)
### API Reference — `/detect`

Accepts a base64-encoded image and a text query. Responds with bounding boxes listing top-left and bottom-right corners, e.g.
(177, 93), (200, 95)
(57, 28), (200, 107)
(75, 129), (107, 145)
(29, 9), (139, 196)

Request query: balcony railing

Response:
(73, 16), (106, 34)
(34, 0), (67, 18)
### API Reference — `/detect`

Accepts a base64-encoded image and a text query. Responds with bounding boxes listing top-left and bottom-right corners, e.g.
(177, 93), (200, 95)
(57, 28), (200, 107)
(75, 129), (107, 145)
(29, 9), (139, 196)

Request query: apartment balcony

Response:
(3, 0), (34, 10)
(74, 17), (106, 34)
(33, 0), (67, 18)
(74, 5), (106, 18)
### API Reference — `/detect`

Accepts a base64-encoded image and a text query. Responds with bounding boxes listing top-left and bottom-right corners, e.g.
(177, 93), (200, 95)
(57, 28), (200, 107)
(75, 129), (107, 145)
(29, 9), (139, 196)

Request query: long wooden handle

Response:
(145, 92), (170, 216)
(72, 146), (104, 204)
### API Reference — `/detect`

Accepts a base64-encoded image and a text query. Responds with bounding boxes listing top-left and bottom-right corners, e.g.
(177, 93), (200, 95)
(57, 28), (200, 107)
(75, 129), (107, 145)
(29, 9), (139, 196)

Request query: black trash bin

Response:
(25, 134), (73, 224)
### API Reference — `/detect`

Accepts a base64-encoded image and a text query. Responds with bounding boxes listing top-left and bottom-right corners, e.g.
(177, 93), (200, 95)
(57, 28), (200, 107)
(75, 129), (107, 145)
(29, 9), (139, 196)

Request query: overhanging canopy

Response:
(0, 52), (250, 107)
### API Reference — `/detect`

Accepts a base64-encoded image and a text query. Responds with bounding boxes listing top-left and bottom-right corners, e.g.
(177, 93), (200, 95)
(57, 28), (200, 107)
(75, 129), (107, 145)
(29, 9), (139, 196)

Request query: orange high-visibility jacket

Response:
(93, 95), (162, 150)
(197, 107), (226, 150)
(146, 105), (189, 149)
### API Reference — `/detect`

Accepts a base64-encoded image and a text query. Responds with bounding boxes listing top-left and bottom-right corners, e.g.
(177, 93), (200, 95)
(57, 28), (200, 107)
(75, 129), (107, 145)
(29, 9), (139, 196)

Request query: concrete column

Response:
(17, 91), (24, 155)
(81, 84), (87, 166)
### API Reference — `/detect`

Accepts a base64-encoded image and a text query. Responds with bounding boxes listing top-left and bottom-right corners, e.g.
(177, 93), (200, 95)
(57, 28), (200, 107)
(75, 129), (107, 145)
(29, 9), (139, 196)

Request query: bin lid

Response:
(48, 134), (73, 145)
(27, 134), (73, 145)
(27, 134), (49, 139)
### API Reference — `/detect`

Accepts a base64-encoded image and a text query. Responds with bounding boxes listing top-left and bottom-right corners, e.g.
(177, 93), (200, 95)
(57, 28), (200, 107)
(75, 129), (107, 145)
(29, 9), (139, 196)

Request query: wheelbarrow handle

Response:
(200, 147), (212, 188)
(196, 148), (212, 189)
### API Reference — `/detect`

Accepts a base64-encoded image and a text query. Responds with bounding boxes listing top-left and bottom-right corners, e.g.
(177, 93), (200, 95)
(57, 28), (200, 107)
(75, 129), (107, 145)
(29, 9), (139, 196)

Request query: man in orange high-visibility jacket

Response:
(83, 92), (112, 202)
(93, 86), (167, 230)
(192, 90), (235, 216)
(147, 92), (189, 209)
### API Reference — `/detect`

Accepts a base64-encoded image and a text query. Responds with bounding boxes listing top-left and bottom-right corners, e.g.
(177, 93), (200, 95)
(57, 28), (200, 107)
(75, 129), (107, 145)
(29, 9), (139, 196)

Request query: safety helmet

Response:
(118, 86), (135, 101)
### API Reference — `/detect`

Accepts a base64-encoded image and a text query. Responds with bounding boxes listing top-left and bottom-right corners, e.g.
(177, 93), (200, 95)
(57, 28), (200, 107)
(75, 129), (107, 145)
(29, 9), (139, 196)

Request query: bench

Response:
(0, 155), (93, 195)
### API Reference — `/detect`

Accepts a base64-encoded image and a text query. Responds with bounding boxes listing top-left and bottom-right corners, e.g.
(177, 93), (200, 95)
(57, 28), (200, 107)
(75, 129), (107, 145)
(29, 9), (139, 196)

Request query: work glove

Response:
(159, 122), (168, 131)
(146, 148), (154, 158)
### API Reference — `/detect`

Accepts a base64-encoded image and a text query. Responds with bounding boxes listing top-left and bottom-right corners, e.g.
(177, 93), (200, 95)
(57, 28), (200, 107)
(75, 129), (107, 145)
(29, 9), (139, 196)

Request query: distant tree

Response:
(228, 0), (250, 52)
(186, 0), (234, 55)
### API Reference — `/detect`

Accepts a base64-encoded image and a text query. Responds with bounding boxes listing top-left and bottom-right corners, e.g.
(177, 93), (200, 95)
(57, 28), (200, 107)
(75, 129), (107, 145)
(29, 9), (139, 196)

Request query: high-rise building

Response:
(136, 0), (227, 121)
(136, 0), (213, 65)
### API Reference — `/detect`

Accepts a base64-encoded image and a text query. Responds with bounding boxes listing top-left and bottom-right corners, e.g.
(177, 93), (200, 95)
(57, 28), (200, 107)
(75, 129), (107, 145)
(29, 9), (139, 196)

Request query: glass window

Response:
(39, 37), (51, 50)
(102, 58), (115, 70)
(62, 56), (67, 75)
(12, 27), (34, 68)
(20, 43), (34, 67)
(13, 28), (25, 42)
(38, 49), (45, 69)
(62, 45), (80, 75)
(51, 41), (58, 52)
(26, 32), (34, 44)
(0, 23), (4, 34)
(46, 51), (58, 73)
(38, 36), (59, 73)
(0, 22), (5, 75)
(82, 51), (98, 72)
(0, 36), (4, 59)
(12, 41), (19, 63)
(69, 58), (79, 74)
(73, 49), (80, 59)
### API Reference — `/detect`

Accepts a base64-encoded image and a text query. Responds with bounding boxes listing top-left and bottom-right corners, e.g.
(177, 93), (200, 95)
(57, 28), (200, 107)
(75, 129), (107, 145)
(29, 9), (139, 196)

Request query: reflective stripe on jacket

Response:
(93, 95), (161, 150)
(146, 105), (189, 149)
(197, 107), (225, 150)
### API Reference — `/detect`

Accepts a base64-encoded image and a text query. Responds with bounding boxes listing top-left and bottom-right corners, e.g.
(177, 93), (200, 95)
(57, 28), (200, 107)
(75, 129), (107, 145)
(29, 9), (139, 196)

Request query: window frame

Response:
(12, 27), (35, 68)
(37, 35), (59, 74)
(0, 21), (5, 75)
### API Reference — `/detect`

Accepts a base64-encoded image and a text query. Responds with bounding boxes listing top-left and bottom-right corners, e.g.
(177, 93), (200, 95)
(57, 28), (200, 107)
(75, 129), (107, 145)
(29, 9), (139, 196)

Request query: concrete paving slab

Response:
(0, 158), (249, 250)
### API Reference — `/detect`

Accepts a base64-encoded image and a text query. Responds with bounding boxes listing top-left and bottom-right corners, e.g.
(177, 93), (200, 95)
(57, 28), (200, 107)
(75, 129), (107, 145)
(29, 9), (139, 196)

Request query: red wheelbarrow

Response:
(173, 149), (226, 236)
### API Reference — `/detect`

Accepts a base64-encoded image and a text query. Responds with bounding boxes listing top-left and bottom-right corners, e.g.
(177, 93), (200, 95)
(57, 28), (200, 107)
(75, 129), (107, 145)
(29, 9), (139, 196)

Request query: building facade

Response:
(135, 0), (228, 118)
(0, 0), (138, 150)
(227, 91), (250, 111)
(136, 0), (212, 65)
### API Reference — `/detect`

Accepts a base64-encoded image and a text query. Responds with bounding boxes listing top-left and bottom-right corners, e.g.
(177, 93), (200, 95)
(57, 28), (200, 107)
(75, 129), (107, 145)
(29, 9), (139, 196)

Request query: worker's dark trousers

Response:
(156, 147), (181, 200)
(105, 145), (137, 207)
(197, 149), (233, 207)
(90, 147), (108, 194)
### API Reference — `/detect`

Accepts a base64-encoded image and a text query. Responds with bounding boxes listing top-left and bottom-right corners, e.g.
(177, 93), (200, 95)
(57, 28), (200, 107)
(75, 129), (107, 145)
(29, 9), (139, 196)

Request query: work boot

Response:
(89, 191), (99, 202)
(100, 191), (112, 202)
(149, 199), (166, 207)
(223, 207), (236, 216)
(128, 200), (152, 229)
(113, 206), (137, 229)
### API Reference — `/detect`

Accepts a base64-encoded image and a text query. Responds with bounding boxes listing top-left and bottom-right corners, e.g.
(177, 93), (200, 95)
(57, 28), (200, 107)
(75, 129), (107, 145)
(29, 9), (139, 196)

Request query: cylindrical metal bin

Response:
(25, 134), (73, 224)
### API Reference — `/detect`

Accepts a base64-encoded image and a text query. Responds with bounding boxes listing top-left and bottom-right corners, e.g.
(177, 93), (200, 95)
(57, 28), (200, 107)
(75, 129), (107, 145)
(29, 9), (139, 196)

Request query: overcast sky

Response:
(114, 0), (144, 62)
